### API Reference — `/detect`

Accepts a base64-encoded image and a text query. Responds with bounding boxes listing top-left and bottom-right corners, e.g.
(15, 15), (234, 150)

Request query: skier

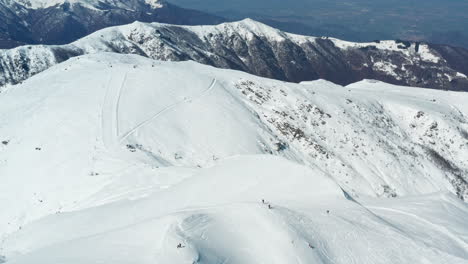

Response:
(262, 199), (265, 204)
(177, 243), (183, 249)
(268, 204), (272, 209)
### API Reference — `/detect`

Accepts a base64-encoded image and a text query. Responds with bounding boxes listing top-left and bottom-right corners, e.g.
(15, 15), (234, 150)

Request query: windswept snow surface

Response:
(0, 53), (467, 263)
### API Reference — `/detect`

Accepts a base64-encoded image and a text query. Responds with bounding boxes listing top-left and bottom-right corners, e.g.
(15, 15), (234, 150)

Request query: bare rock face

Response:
(1, 19), (468, 91)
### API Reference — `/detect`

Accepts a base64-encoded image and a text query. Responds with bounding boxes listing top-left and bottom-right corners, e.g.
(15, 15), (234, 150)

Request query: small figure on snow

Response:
(326, 210), (330, 214)
(268, 204), (272, 209)
(308, 243), (315, 249)
(262, 199), (265, 204)
(177, 243), (185, 249)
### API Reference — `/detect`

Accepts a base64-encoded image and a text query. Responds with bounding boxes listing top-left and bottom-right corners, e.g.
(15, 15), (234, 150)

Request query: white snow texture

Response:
(0, 53), (467, 264)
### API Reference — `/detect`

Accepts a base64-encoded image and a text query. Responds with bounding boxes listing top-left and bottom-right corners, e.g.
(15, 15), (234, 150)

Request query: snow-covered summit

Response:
(1, 52), (467, 231)
(186, 18), (307, 42)
(331, 38), (441, 63)
(144, 0), (162, 8)
(0, 53), (467, 263)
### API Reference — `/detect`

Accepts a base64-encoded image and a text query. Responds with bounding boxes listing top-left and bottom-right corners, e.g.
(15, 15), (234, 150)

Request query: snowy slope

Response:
(1, 19), (468, 90)
(3, 157), (468, 264)
(0, 53), (467, 263)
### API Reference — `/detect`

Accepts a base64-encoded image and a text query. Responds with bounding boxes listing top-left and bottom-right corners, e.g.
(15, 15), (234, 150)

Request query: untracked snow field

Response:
(0, 53), (467, 263)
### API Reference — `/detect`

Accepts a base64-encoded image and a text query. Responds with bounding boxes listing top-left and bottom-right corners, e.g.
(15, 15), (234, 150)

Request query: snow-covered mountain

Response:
(0, 53), (467, 263)
(0, 0), (223, 48)
(1, 19), (467, 91)
(12, 0), (163, 9)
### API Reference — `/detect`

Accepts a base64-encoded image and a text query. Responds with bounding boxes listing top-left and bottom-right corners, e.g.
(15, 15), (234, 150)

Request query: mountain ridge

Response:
(1, 19), (467, 91)
(0, 0), (224, 48)
(10, 0), (163, 9)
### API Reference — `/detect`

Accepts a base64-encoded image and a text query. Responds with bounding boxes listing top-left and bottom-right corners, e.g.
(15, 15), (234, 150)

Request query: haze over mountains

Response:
(171, 0), (468, 49)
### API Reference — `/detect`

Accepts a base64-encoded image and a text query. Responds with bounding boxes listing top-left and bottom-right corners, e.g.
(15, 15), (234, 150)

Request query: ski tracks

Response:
(119, 78), (217, 143)
(101, 71), (128, 150)
(367, 206), (468, 251)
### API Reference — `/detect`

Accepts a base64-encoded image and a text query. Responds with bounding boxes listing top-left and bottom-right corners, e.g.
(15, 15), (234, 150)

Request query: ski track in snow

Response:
(115, 73), (128, 137)
(2, 54), (468, 264)
(119, 78), (217, 143)
(101, 71), (128, 150)
(367, 206), (468, 251)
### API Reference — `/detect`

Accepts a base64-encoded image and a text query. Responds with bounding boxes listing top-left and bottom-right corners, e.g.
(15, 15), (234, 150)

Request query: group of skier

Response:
(262, 199), (273, 209)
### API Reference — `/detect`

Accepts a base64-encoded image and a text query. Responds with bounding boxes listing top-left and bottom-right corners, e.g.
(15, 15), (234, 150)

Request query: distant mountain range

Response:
(170, 0), (468, 49)
(1, 19), (467, 91)
(0, 0), (223, 48)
